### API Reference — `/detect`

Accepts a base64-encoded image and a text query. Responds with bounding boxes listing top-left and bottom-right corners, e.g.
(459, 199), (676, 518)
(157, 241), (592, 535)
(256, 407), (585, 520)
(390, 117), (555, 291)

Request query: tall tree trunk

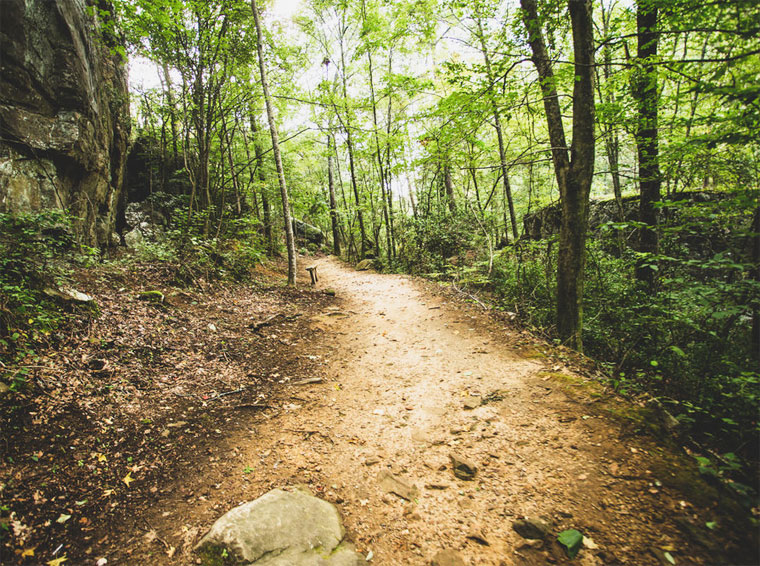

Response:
(598, 2), (625, 223)
(160, 61), (179, 161)
(366, 47), (392, 265)
(475, 16), (518, 241)
(751, 206), (760, 360)
(251, 0), (296, 285)
(221, 117), (243, 217)
(327, 133), (341, 256)
(237, 113), (260, 220)
(250, 114), (273, 255)
(384, 49), (397, 260)
(338, 17), (367, 258)
(634, 2), (661, 286)
(522, 0), (596, 352)
(443, 161), (456, 214)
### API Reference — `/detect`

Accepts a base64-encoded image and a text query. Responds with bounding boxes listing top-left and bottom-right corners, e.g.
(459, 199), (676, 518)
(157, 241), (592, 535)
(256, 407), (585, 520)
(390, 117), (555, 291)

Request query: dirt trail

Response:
(113, 257), (748, 565)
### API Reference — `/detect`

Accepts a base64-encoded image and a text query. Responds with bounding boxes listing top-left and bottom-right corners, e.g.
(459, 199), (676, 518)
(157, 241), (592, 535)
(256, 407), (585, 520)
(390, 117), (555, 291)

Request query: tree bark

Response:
(327, 133), (341, 256)
(250, 114), (273, 255)
(634, 2), (661, 287)
(337, 15), (367, 258)
(366, 46), (393, 264)
(522, 0), (596, 352)
(751, 206), (760, 360)
(443, 161), (456, 215)
(251, 0), (297, 285)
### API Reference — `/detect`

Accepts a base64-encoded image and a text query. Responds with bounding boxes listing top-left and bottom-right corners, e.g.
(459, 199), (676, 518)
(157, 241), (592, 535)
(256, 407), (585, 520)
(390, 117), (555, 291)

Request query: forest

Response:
(0, 0), (758, 564)
(112, 0), (759, 461)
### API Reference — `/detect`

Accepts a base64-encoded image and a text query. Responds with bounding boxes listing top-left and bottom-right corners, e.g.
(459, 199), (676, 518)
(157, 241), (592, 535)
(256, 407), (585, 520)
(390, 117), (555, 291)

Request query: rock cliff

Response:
(0, 0), (129, 246)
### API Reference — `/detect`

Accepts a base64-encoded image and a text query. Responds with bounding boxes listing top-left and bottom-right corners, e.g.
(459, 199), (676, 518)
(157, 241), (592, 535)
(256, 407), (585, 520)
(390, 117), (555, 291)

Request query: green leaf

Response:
(705, 521), (717, 530)
(663, 551), (676, 564)
(557, 529), (583, 559)
(669, 346), (686, 357)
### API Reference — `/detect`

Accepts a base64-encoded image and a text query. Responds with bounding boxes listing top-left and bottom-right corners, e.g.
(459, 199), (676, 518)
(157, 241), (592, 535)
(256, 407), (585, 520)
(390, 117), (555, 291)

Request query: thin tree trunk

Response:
(366, 46), (392, 264)
(475, 16), (517, 240)
(238, 113), (260, 220)
(327, 133), (341, 256)
(251, 0), (296, 285)
(443, 161), (456, 214)
(634, 2), (661, 286)
(751, 206), (760, 360)
(160, 61), (179, 161)
(221, 117), (243, 217)
(338, 17), (367, 258)
(522, 0), (596, 352)
(250, 114), (273, 255)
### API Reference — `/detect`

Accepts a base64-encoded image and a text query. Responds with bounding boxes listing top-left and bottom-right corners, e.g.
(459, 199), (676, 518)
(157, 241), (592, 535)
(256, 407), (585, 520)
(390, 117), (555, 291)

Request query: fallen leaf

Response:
(122, 472), (134, 487)
(558, 529), (583, 559)
(21, 548), (35, 558)
(47, 556), (67, 566)
(56, 514), (71, 524)
(102, 489), (113, 497)
(583, 536), (598, 549)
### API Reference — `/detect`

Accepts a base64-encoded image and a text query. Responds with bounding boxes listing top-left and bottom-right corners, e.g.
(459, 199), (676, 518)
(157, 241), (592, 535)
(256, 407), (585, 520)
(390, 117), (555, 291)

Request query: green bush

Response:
(0, 210), (97, 389)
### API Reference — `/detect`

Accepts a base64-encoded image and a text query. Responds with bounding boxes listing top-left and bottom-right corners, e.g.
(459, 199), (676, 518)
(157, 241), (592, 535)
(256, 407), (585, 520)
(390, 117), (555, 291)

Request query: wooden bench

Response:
(306, 265), (318, 285)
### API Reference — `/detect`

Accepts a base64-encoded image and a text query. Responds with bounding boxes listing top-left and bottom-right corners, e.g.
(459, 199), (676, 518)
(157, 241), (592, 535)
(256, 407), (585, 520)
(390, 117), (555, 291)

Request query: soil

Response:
(1, 256), (757, 565)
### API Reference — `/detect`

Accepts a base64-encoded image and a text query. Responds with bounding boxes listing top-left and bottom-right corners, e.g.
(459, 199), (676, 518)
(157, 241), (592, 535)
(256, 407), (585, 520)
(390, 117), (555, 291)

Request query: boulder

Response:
(195, 488), (363, 565)
(124, 227), (144, 249)
(356, 259), (374, 271)
(293, 219), (325, 246)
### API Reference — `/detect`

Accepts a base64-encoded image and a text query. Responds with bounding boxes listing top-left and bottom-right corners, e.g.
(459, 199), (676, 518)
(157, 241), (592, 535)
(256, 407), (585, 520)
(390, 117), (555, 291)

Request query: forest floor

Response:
(1, 256), (757, 566)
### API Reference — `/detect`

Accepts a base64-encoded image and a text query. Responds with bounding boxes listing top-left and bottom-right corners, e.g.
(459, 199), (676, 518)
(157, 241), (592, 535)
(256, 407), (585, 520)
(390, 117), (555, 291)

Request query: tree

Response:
(473, 6), (518, 241)
(521, 0), (596, 351)
(634, 0), (661, 286)
(251, 0), (297, 285)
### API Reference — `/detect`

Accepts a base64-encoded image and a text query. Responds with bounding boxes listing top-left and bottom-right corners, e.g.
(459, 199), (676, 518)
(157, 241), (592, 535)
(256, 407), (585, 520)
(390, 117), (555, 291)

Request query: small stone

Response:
(324, 289), (336, 296)
(463, 396), (482, 410)
(378, 470), (419, 501)
(466, 527), (489, 545)
(449, 453), (477, 481)
(364, 456), (381, 466)
(431, 549), (466, 566)
(512, 517), (551, 540)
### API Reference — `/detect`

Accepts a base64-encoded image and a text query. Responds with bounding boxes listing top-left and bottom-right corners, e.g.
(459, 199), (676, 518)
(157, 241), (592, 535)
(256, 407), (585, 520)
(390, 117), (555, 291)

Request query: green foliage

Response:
(0, 211), (97, 390)
(483, 192), (760, 460)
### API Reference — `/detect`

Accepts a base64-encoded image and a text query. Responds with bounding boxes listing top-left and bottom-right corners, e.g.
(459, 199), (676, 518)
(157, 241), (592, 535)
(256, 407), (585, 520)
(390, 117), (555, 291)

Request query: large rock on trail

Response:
(0, 0), (130, 247)
(195, 488), (363, 565)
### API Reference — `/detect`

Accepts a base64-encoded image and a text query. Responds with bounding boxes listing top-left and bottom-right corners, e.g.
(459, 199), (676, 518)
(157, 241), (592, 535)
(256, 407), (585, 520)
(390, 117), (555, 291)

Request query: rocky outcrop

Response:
(0, 0), (130, 247)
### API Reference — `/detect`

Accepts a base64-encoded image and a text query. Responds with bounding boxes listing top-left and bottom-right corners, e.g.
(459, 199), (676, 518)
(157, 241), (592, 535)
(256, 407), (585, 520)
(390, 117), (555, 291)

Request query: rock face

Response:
(0, 0), (130, 247)
(195, 489), (364, 565)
